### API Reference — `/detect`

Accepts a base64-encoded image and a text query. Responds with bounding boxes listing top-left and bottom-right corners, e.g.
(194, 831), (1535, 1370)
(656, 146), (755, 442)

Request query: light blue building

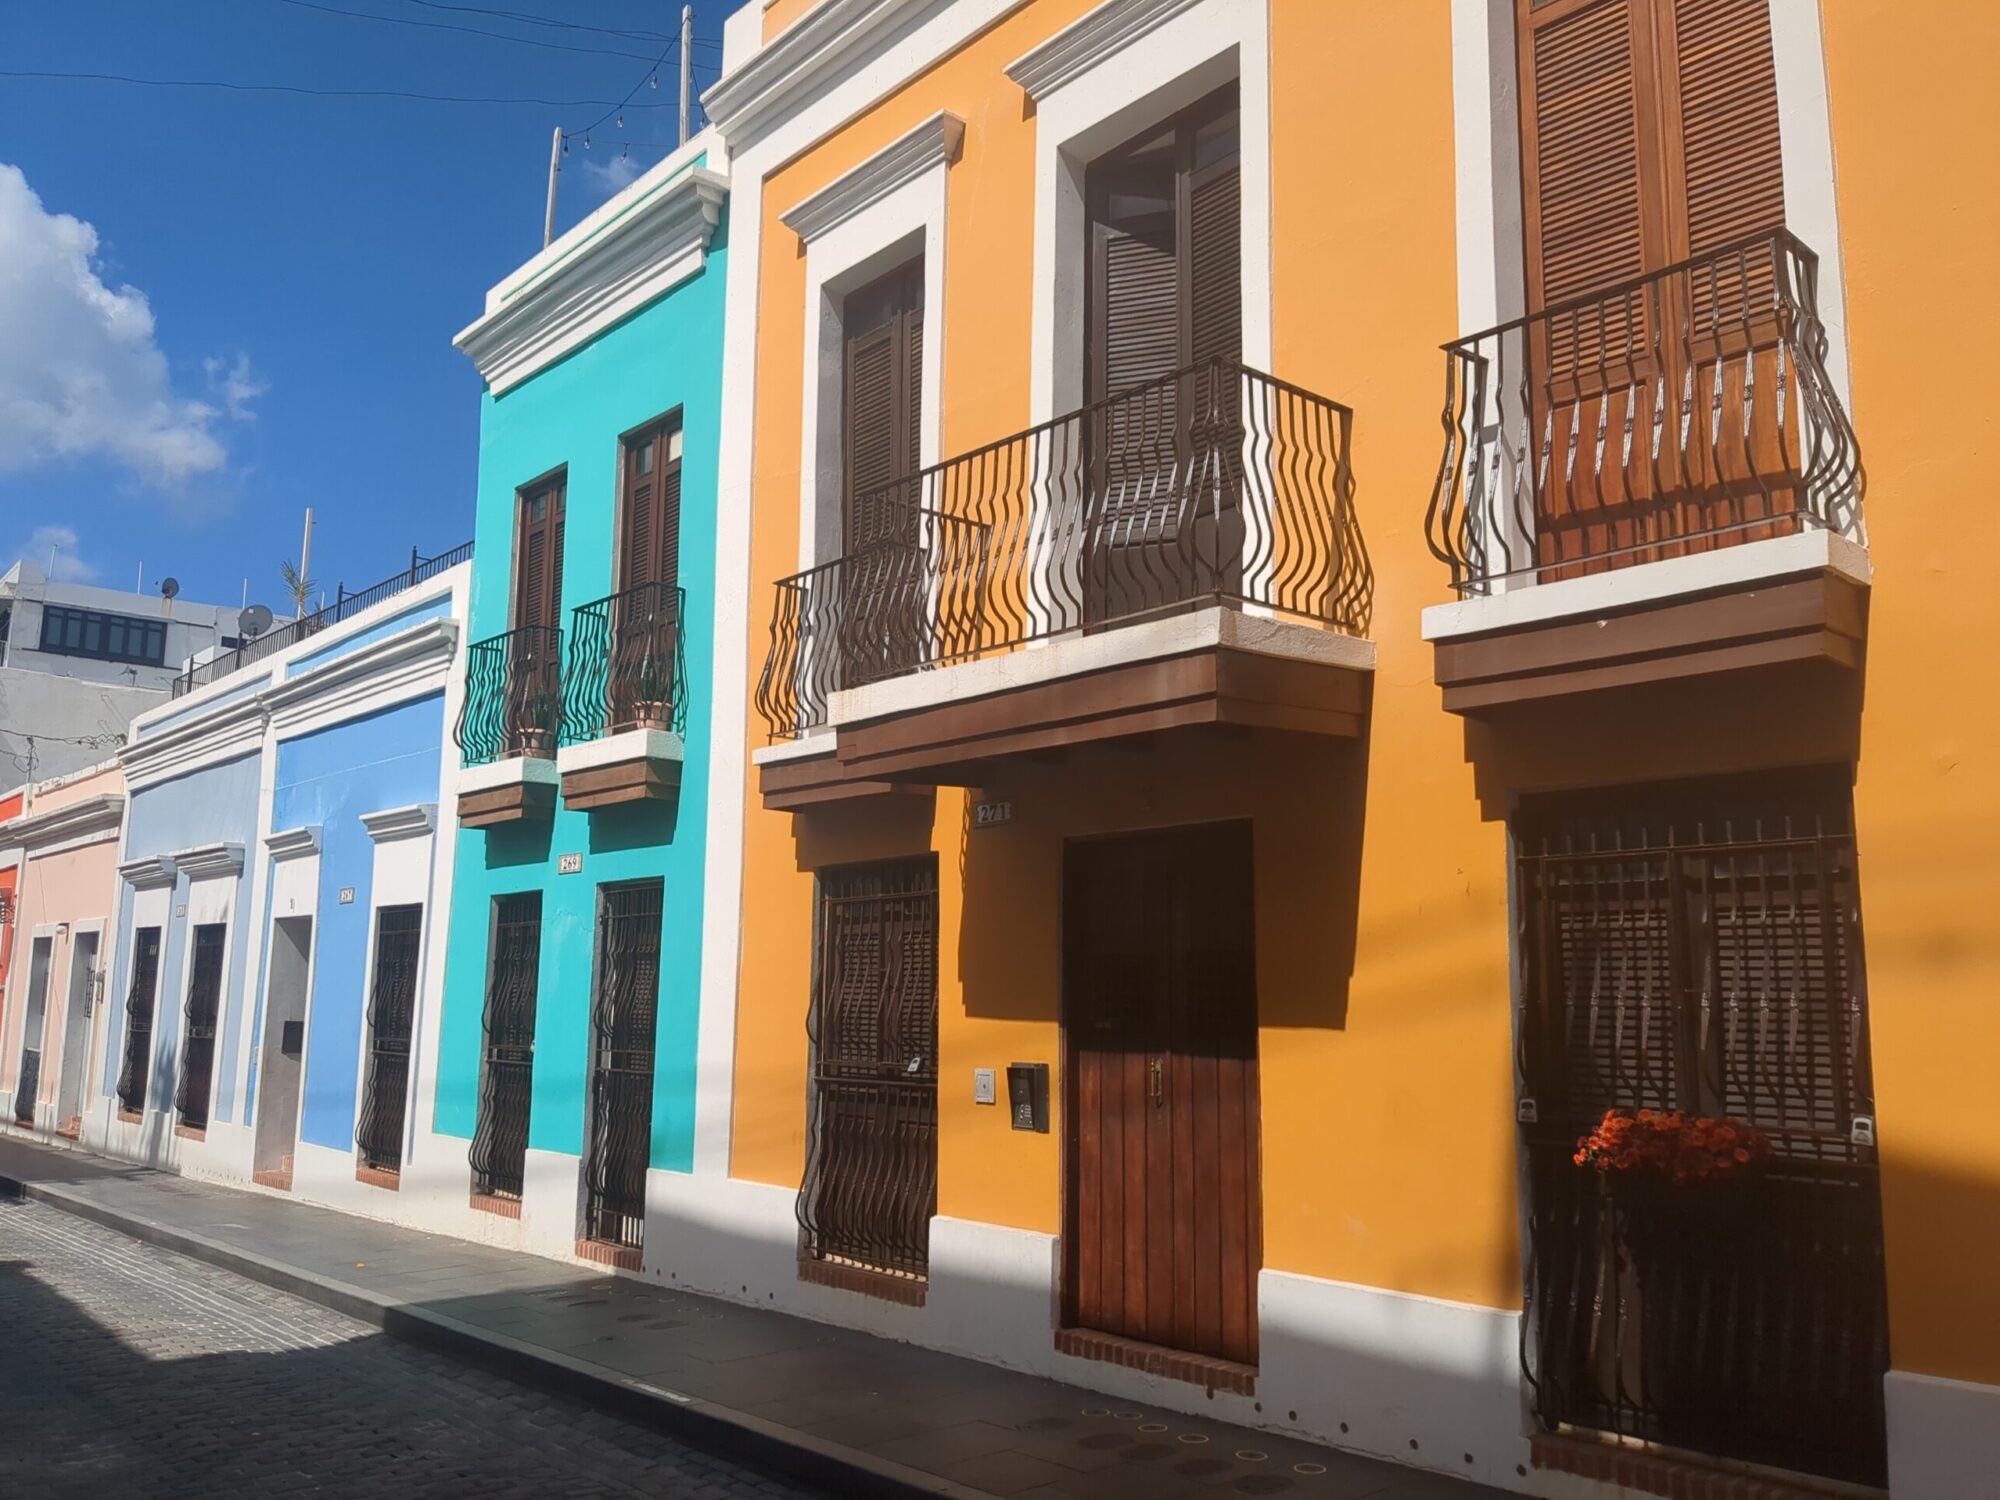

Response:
(86, 550), (475, 1236)
(438, 134), (729, 1267)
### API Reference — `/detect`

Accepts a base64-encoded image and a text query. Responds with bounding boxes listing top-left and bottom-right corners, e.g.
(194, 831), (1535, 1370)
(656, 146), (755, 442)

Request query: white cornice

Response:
(0, 792), (125, 854)
(265, 617), (459, 738)
(455, 166), (728, 396)
(1004, 0), (1207, 99)
(360, 804), (436, 843)
(704, 0), (1026, 149)
(265, 825), (322, 860)
(118, 854), (178, 890)
(173, 842), (244, 880)
(781, 111), (963, 243)
(121, 696), (268, 792)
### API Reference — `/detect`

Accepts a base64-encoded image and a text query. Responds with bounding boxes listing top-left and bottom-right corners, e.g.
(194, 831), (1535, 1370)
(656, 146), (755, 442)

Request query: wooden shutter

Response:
(1669, 0), (1782, 260)
(841, 263), (922, 552)
(620, 421), (682, 596)
(513, 477), (566, 631)
(1188, 130), (1241, 368)
(1094, 176), (1181, 401)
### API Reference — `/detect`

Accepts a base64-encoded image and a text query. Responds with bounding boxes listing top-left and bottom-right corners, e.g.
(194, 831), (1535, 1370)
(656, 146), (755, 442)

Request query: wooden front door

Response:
(1063, 820), (1260, 1367)
(1084, 86), (1242, 627)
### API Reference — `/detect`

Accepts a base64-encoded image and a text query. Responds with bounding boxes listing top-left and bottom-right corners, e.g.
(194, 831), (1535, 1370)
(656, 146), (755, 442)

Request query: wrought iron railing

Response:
(115, 929), (161, 1115)
(583, 881), (661, 1250)
(756, 358), (1369, 738)
(471, 892), (541, 1200)
(175, 924), (226, 1131)
(454, 625), (564, 767)
(564, 582), (688, 743)
(1427, 230), (1863, 596)
(13, 1049), (38, 1125)
(171, 540), (473, 698)
(357, 905), (422, 1174)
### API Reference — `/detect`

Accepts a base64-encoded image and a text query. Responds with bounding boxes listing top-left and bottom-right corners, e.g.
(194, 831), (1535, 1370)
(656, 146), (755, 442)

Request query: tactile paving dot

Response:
(1113, 1410), (1144, 1421)
(1138, 1422), (1168, 1433)
(1080, 1407), (1110, 1417)
(1235, 1449), (1269, 1463)
(1177, 1432), (1210, 1444)
(1293, 1463), (1327, 1476)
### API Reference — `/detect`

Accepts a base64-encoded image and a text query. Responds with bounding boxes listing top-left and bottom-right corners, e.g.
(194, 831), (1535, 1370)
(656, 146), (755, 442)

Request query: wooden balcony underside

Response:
(1432, 569), (1865, 714)
(458, 778), (555, 827)
(759, 644), (1366, 810)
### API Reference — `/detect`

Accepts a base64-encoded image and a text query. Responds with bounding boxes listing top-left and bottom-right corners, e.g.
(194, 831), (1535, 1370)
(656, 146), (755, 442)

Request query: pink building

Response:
(0, 759), (124, 1138)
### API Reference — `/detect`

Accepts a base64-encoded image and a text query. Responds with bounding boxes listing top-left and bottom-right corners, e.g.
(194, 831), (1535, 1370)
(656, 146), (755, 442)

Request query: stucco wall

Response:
(433, 201), (727, 1178)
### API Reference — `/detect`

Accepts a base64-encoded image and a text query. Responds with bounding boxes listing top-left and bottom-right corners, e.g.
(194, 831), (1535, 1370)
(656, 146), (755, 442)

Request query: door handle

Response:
(1148, 1057), (1164, 1107)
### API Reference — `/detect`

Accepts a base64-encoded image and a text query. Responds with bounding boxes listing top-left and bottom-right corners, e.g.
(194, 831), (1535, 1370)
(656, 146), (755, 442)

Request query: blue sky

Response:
(0, 0), (727, 617)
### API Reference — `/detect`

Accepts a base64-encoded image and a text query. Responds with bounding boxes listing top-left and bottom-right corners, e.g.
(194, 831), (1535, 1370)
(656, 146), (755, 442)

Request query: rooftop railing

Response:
(1426, 230), (1862, 597)
(169, 540), (473, 698)
(757, 357), (1370, 739)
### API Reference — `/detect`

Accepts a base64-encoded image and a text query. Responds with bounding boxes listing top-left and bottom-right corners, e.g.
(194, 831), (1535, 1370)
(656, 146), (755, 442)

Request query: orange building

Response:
(667, 3), (2000, 1496)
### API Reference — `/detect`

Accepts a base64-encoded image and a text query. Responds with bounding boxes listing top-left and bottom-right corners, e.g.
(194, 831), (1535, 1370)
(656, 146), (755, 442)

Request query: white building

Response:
(0, 560), (246, 785)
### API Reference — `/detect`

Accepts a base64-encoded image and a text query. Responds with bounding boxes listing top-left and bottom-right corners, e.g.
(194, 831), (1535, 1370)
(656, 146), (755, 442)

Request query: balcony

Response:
(754, 358), (1374, 809)
(1423, 231), (1867, 712)
(453, 625), (563, 826)
(556, 581), (688, 811)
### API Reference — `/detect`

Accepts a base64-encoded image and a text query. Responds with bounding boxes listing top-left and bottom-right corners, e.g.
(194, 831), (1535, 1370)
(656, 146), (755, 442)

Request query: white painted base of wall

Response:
(1886, 1369), (2000, 1500)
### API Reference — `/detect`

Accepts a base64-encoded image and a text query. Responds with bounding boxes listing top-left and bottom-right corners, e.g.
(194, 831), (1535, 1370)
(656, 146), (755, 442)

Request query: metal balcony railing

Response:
(453, 625), (564, 767)
(756, 357), (1370, 739)
(1426, 230), (1863, 597)
(564, 581), (689, 742)
(170, 541), (472, 698)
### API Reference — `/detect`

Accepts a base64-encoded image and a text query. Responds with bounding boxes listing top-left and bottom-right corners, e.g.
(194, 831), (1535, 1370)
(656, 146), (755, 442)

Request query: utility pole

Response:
(679, 5), (693, 146)
(544, 123), (563, 248)
(299, 507), (315, 607)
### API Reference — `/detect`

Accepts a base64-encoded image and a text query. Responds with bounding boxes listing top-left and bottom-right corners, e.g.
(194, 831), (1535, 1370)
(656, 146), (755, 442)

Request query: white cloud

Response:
(0, 163), (249, 497)
(204, 353), (267, 422)
(577, 151), (645, 200)
(11, 524), (98, 582)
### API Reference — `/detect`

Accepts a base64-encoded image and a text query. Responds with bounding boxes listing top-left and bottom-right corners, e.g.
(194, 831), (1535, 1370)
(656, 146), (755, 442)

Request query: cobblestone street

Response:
(0, 1198), (824, 1498)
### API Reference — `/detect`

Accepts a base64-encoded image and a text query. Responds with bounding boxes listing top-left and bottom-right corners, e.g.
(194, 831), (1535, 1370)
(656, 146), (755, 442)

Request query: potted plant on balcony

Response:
(1574, 1107), (1773, 1430)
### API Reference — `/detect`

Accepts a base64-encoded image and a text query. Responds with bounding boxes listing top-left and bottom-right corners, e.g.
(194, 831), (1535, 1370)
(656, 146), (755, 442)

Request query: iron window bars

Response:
(564, 582), (689, 743)
(470, 892), (542, 1199)
(174, 923), (227, 1131)
(583, 881), (662, 1251)
(1514, 769), (1888, 1486)
(12, 1049), (36, 1125)
(356, 906), (424, 1174)
(115, 927), (163, 1114)
(797, 857), (939, 1285)
(1427, 230), (1862, 596)
(757, 357), (1369, 738)
(454, 625), (564, 767)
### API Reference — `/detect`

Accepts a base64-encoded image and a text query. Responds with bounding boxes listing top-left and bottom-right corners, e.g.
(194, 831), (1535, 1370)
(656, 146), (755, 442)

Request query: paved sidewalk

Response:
(0, 1135), (1510, 1500)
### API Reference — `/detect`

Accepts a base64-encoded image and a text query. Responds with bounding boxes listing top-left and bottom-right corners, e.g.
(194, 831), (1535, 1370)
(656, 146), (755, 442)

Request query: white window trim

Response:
(1019, 0), (1273, 427)
(787, 115), (957, 571)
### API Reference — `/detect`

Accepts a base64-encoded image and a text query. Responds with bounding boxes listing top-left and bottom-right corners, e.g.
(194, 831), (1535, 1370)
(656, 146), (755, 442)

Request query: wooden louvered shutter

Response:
(657, 452), (681, 602)
(622, 435), (654, 590)
(1187, 138), (1240, 368)
(841, 262), (922, 554)
(1091, 158), (1180, 403)
(513, 478), (565, 632)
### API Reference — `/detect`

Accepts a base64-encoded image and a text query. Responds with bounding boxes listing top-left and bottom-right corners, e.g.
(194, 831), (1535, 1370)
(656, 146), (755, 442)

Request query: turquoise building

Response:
(439, 136), (729, 1266)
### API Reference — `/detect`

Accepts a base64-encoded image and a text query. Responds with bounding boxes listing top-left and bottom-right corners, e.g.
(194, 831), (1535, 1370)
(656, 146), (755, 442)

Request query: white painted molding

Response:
(456, 756), (558, 797)
(829, 608), (1375, 728)
(555, 729), (685, 777)
(455, 166), (728, 396)
(0, 792), (125, 853)
(1420, 529), (1872, 643)
(118, 854), (177, 890)
(781, 111), (964, 243)
(121, 696), (269, 793)
(702, 0), (1026, 147)
(173, 842), (245, 880)
(264, 618), (460, 739)
(264, 825), (322, 861)
(750, 729), (836, 767)
(359, 804), (437, 844)
(1005, 0), (1206, 99)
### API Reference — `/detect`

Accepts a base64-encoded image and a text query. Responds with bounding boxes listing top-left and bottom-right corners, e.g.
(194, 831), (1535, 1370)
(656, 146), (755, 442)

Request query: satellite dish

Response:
(159, 577), (180, 600)
(239, 603), (274, 639)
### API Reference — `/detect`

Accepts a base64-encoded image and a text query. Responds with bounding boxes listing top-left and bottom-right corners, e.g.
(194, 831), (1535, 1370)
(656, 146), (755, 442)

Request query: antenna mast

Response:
(544, 124), (562, 248)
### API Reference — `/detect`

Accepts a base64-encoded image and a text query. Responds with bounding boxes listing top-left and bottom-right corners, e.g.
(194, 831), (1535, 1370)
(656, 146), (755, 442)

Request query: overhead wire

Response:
(0, 69), (678, 110)
(403, 0), (675, 43)
(269, 0), (668, 61)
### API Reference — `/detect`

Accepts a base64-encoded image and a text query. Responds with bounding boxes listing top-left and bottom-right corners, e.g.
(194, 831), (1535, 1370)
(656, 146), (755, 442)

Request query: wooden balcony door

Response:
(839, 261), (924, 688)
(1518, 0), (1791, 576)
(1084, 85), (1241, 626)
(613, 418), (682, 730)
(507, 474), (565, 755)
(1063, 821), (1260, 1369)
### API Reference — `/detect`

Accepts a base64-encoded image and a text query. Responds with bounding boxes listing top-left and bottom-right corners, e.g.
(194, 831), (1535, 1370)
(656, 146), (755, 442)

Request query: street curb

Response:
(0, 1170), (998, 1500)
